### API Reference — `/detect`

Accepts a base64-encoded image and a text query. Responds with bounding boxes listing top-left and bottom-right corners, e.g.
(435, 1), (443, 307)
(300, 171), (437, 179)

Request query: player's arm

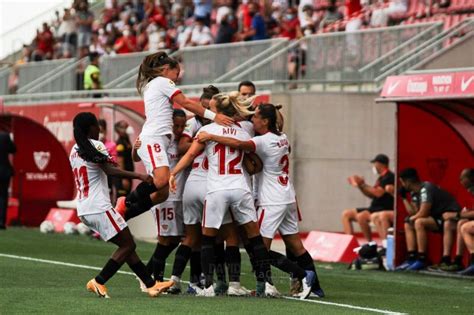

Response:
(358, 183), (385, 198)
(178, 134), (193, 154)
(197, 131), (255, 152)
(243, 152), (263, 175)
(410, 202), (431, 221)
(169, 140), (205, 192)
(173, 93), (233, 126)
(132, 137), (141, 162)
(100, 163), (150, 182)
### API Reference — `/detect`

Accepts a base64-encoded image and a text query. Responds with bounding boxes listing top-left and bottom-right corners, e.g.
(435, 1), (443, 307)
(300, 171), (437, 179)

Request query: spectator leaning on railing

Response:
(396, 168), (461, 271)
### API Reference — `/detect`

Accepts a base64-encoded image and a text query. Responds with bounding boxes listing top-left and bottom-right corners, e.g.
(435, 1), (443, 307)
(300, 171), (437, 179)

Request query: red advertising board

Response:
(381, 71), (474, 98)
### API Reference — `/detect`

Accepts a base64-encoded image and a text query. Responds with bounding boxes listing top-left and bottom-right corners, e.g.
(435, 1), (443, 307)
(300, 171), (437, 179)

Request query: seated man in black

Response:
(342, 154), (395, 242)
(397, 168), (461, 271)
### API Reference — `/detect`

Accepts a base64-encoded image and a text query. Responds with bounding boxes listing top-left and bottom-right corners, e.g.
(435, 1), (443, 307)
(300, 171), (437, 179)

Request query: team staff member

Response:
(84, 52), (102, 90)
(238, 81), (256, 100)
(396, 168), (461, 271)
(114, 120), (134, 198)
(0, 131), (16, 230)
(442, 169), (474, 274)
(342, 154), (395, 242)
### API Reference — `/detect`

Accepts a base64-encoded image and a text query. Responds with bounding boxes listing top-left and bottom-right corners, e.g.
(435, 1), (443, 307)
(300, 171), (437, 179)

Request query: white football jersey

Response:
(182, 117), (208, 182)
(251, 132), (296, 206)
(167, 137), (188, 201)
(69, 139), (113, 216)
(198, 122), (251, 194)
(140, 76), (181, 137)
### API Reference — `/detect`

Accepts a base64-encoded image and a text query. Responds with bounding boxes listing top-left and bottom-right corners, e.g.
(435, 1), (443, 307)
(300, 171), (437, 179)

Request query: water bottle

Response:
(385, 228), (395, 271)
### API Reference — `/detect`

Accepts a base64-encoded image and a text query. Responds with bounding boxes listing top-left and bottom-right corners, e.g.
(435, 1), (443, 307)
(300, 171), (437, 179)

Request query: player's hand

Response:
(134, 137), (142, 149)
(215, 113), (234, 126)
(169, 174), (177, 193)
(197, 131), (212, 143)
(347, 176), (358, 187)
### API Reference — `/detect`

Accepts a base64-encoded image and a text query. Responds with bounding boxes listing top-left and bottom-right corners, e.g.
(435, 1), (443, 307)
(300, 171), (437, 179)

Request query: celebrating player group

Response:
(69, 52), (324, 299)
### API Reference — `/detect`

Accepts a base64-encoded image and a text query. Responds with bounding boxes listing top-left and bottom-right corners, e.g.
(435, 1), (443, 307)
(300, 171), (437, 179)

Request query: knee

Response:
(370, 213), (379, 223)
(460, 223), (469, 235)
(414, 219), (425, 231)
(444, 220), (455, 231)
(356, 212), (369, 224)
(342, 209), (352, 220)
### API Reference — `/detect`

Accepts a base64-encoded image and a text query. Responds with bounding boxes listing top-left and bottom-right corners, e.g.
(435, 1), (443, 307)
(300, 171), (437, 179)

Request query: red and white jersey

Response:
(239, 120), (255, 137)
(167, 137), (188, 201)
(250, 132), (296, 206)
(198, 122), (251, 194)
(140, 76), (181, 138)
(183, 117), (208, 182)
(69, 140), (112, 216)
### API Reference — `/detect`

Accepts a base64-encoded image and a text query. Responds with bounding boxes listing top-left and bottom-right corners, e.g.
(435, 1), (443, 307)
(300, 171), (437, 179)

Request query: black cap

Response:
(370, 154), (389, 165)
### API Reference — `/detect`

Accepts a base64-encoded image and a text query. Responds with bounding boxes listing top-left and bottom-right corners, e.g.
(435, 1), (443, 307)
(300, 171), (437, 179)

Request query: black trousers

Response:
(0, 175), (11, 227)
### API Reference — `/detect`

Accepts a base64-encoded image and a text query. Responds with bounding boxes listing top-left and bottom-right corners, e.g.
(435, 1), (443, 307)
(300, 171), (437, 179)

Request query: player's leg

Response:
(441, 219), (468, 272)
(408, 217), (439, 270)
(396, 221), (417, 270)
(341, 208), (358, 235)
(379, 210), (394, 240)
(356, 210), (372, 242)
(459, 221), (474, 275)
(370, 212), (383, 239)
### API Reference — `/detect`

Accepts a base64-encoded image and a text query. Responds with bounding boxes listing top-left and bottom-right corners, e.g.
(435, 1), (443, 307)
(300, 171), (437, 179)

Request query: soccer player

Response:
(147, 109), (187, 284)
(167, 86), (220, 294)
(69, 112), (173, 298)
(197, 103), (324, 298)
(116, 51), (232, 221)
(170, 93), (315, 298)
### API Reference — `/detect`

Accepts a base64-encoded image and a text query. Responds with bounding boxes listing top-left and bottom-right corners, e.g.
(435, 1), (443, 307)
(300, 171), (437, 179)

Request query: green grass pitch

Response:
(0, 228), (473, 314)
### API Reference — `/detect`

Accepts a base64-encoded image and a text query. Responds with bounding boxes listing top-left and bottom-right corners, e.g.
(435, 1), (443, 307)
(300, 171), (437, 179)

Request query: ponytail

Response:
(213, 91), (255, 118)
(257, 103), (282, 136)
(73, 112), (109, 164)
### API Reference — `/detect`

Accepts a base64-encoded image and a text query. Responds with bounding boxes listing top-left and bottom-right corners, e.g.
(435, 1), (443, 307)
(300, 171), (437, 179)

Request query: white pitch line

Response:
(0, 253), (406, 315)
(283, 297), (407, 315)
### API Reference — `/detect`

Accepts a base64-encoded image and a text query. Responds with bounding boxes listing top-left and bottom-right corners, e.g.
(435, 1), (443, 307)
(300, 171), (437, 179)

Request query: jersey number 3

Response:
(214, 144), (243, 175)
(73, 166), (90, 199)
(278, 155), (289, 186)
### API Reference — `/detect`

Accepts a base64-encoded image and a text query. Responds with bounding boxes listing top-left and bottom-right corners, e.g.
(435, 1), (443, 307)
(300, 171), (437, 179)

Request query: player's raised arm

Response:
(169, 140), (205, 192)
(173, 93), (233, 126)
(197, 131), (255, 152)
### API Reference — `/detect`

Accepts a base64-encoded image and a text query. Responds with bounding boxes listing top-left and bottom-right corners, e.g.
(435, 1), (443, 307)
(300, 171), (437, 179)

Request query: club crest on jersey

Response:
(168, 80), (175, 86)
(34, 151), (51, 171)
(161, 224), (169, 231)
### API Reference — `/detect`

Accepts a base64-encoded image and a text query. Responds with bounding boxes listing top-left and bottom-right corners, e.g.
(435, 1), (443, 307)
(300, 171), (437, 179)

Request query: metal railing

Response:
(25, 58), (89, 94)
(17, 58), (75, 93)
(101, 51), (156, 86)
(374, 18), (474, 87)
(0, 66), (11, 95)
(177, 38), (288, 85)
(302, 23), (441, 82)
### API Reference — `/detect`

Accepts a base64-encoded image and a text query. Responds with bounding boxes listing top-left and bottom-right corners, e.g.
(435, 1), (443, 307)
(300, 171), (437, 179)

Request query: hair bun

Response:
(275, 104), (283, 110)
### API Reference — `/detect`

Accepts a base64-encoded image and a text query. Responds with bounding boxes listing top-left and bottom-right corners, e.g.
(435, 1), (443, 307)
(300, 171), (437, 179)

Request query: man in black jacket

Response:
(0, 131), (16, 229)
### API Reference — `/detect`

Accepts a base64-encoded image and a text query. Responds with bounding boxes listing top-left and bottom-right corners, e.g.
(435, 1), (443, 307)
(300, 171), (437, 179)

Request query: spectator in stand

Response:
(342, 154), (395, 242)
(193, 0), (213, 26)
(84, 52), (102, 91)
(185, 16), (213, 46)
(440, 169), (474, 274)
(146, 24), (168, 51)
(57, 8), (77, 56)
(75, 0), (94, 58)
(216, 11), (237, 44)
(89, 32), (106, 55)
(0, 131), (16, 230)
(320, 0), (344, 29)
(146, 1), (168, 29)
(299, 4), (318, 31)
(103, 0), (121, 25)
(278, 7), (301, 40)
(238, 2), (268, 41)
(345, 0), (362, 18)
(396, 168), (461, 271)
(370, 0), (408, 27)
(113, 27), (137, 54)
(36, 23), (55, 60)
